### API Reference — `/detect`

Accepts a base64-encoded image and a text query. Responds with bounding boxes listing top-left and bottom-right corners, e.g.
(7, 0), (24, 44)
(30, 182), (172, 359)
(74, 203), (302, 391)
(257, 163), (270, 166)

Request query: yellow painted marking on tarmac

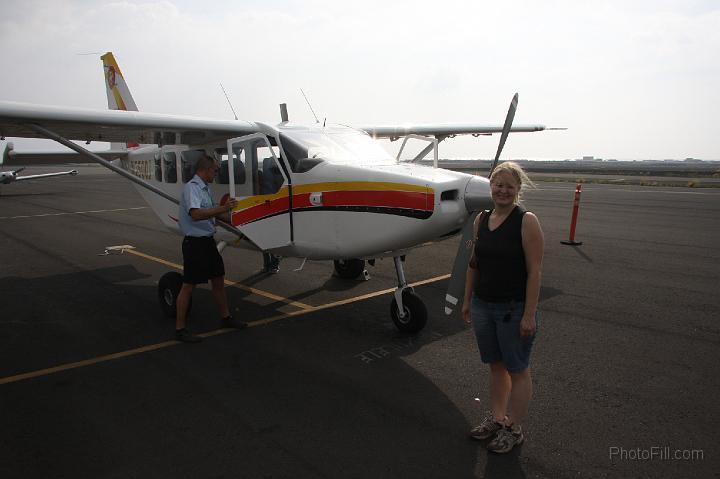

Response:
(0, 341), (177, 386)
(224, 278), (314, 310)
(0, 273), (451, 386)
(125, 248), (183, 270)
(124, 249), (313, 310)
(0, 206), (147, 220)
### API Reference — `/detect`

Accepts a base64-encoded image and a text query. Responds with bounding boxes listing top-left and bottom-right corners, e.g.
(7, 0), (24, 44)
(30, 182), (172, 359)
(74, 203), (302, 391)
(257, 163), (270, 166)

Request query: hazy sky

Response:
(1, 0), (718, 160)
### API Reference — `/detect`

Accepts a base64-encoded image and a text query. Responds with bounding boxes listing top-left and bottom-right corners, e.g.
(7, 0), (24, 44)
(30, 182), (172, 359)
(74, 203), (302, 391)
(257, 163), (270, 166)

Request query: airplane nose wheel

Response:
(390, 256), (427, 333)
(391, 290), (427, 333)
(157, 271), (191, 318)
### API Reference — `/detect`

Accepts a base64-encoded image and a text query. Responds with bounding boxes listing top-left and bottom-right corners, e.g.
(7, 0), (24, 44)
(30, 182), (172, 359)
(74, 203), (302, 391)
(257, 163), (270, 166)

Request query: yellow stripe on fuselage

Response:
(231, 181), (433, 211)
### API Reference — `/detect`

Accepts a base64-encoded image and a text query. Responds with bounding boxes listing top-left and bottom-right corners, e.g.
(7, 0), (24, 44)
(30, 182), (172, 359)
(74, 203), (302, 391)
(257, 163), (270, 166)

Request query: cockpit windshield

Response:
(279, 128), (394, 171)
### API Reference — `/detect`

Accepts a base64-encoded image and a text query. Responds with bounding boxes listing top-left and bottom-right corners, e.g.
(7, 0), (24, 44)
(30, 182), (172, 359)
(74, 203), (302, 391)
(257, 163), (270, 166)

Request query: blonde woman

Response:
(462, 162), (544, 453)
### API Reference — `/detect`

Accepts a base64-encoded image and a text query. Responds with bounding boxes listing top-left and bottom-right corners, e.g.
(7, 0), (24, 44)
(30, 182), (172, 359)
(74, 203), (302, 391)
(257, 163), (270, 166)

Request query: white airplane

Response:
(0, 52), (554, 333)
(0, 142), (78, 186)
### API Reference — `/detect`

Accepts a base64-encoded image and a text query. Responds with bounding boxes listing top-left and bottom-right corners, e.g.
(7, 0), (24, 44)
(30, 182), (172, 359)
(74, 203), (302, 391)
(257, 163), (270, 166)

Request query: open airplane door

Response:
(226, 134), (292, 251)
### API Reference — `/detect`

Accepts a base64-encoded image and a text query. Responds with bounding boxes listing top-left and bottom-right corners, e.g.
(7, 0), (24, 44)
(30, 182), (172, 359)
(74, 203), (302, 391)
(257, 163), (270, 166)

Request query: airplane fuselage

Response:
(121, 124), (492, 260)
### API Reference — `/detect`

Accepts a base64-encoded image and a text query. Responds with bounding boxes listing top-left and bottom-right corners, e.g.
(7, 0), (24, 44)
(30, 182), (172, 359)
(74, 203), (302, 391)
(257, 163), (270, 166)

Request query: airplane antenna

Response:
(300, 88), (320, 124)
(220, 82), (239, 121)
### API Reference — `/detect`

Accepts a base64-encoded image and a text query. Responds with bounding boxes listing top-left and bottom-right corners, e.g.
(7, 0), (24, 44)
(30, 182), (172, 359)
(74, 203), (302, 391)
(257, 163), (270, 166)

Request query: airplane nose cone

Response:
(464, 175), (492, 213)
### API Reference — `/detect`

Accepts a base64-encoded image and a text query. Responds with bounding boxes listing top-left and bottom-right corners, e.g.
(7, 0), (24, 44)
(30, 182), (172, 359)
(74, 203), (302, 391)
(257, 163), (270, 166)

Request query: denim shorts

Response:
(471, 294), (538, 373)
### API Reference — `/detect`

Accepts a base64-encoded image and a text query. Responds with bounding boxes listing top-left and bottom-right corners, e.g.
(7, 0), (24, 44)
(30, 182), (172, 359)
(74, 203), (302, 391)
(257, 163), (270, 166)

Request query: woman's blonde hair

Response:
(489, 161), (534, 205)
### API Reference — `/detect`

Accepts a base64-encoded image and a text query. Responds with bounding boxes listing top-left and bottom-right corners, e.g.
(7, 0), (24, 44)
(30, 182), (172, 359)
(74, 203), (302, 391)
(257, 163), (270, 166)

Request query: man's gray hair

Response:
(196, 154), (217, 172)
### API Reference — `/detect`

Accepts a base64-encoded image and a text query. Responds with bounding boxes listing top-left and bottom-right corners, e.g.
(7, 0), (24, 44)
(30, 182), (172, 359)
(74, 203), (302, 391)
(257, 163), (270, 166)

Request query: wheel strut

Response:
(393, 256), (409, 319)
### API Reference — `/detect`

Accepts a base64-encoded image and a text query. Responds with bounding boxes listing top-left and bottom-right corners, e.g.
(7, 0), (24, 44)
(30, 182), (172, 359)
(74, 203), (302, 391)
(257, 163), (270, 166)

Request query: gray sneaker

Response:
(469, 415), (505, 440)
(487, 425), (524, 453)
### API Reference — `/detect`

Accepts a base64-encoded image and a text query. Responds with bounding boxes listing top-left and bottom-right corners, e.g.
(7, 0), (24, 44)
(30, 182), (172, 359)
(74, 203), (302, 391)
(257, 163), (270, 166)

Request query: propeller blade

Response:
(488, 93), (518, 177)
(13, 167), (25, 175)
(444, 211), (479, 315)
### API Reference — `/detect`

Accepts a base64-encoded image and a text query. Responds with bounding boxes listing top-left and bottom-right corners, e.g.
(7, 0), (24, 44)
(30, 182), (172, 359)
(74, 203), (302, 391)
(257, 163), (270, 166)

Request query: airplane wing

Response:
(4, 149), (129, 166)
(1, 101), (549, 146)
(0, 101), (261, 146)
(358, 123), (546, 139)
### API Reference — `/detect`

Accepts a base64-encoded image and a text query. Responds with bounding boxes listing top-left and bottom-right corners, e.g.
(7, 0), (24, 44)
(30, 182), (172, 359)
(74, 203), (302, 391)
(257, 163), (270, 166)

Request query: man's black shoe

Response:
(175, 328), (203, 343)
(221, 316), (248, 329)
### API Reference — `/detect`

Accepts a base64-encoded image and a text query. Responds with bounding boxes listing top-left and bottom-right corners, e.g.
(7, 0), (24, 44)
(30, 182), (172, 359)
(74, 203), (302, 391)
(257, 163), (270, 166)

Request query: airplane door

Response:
(226, 134), (292, 250)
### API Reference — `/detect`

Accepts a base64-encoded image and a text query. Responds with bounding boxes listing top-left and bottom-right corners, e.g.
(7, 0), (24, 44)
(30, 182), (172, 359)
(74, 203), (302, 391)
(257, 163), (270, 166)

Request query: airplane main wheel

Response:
(390, 290), (428, 334)
(334, 259), (365, 279)
(158, 271), (191, 318)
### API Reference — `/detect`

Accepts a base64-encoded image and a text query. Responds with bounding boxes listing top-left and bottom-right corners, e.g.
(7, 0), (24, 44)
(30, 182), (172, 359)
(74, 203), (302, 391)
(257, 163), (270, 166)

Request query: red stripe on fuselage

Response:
(232, 190), (434, 226)
(232, 196), (291, 226)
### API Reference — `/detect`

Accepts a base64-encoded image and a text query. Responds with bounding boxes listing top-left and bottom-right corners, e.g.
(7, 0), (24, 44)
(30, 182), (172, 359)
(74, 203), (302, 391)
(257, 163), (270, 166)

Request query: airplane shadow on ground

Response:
(238, 266), (370, 296)
(481, 447), (527, 479)
(0, 263), (535, 478)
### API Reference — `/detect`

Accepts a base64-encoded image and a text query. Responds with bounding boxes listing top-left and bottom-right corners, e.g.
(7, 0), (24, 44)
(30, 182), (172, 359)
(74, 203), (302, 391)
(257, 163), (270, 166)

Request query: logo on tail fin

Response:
(106, 66), (117, 89)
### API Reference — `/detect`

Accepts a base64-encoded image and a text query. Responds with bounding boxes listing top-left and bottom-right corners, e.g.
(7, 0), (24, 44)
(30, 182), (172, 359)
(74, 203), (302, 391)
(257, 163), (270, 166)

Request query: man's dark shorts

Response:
(182, 236), (225, 284)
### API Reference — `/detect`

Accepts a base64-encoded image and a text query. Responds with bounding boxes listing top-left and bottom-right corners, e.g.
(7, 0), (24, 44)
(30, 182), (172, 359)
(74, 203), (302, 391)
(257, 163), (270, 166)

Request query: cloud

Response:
(1, 0), (718, 159)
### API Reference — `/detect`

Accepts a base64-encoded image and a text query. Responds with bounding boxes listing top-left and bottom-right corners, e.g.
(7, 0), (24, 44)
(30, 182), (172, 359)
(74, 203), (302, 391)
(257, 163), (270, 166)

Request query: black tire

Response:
(390, 290), (428, 333)
(333, 259), (365, 279)
(158, 271), (190, 318)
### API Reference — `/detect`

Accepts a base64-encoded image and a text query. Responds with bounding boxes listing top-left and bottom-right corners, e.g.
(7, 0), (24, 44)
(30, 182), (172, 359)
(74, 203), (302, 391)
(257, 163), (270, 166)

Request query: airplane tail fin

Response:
(101, 52), (138, 112)
(101, 52), (139, 149)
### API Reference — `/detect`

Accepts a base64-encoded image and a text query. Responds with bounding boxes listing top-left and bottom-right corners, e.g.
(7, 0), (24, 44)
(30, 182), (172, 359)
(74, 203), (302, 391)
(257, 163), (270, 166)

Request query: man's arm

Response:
(189, 200), (236, 221)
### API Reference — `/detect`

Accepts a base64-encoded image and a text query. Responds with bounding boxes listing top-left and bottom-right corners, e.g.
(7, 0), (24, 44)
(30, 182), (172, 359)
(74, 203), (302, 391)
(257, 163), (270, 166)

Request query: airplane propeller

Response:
(489, 93), (518, 177)
(13, 167), (26, 176)
(443, 93), (518, 316)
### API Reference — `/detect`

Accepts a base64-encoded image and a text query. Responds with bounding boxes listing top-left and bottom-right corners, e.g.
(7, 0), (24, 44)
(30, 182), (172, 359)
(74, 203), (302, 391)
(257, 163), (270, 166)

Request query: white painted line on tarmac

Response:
(0, 206), (148, 220)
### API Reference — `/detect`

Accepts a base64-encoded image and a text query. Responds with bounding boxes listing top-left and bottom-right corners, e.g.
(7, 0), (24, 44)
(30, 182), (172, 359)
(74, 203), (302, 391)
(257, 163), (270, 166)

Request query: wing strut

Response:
(25, 123), (244, 239)
(408, 135), (448, 164)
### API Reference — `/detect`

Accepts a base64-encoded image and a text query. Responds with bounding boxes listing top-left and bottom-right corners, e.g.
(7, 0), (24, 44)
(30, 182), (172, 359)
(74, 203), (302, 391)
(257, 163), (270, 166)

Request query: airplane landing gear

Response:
(157, 271), (191, 318)
(390, 256), (427, 333)
(333, 258), (368, 280)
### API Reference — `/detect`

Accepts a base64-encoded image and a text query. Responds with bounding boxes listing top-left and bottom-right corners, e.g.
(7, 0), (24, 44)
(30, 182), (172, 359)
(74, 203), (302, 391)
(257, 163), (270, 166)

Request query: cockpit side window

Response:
(258, 155), (283, 195)
(214, 148), (246, 186)
(181, 150), (206, 183)
(279, 133), (306, 173)
(215, 148), (230, 185)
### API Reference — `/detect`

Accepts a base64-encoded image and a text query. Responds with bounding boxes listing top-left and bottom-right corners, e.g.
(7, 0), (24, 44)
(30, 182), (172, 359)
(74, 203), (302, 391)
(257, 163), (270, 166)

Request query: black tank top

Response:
(474, 206), (527, 302)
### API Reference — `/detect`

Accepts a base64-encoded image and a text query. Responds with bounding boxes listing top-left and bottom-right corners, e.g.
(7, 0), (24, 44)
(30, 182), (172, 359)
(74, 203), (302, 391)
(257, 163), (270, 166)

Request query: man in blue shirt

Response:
(175, 154), (245, 343)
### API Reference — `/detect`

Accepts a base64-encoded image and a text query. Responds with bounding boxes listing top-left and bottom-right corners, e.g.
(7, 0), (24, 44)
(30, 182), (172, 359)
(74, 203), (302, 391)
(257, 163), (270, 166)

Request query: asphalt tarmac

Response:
(1, 166), (718, 478)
